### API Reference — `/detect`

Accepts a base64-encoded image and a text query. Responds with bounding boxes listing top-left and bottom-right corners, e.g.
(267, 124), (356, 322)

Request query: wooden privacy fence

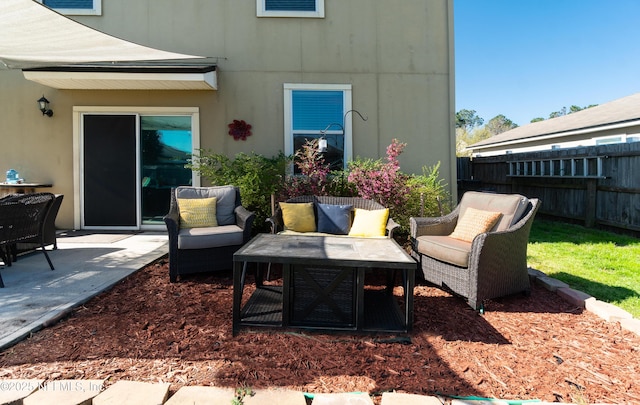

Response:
(457, 142), (640, 234)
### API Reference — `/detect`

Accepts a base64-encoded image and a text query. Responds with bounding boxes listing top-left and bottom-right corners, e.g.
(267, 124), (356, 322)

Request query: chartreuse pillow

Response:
(178, 197), (218, 228)
(280, 202), (316, 233)
(317, 203), (353, 235)
(348, 208), (389, 237)
(449, 207), (502, 242)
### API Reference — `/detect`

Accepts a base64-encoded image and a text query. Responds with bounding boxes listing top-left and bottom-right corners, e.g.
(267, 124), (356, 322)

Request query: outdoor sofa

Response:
(410, 191), (540, 312)
(267, 195), (399, 239)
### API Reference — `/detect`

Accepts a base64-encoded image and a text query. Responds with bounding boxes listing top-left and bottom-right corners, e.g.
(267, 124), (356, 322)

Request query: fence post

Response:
(585, 178), (597, 228)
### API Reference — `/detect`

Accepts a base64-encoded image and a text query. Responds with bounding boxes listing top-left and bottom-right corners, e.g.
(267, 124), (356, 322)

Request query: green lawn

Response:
(527, 219), (640, 318)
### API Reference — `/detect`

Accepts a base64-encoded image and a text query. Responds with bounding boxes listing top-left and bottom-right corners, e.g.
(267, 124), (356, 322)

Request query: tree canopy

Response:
(455, 109), (484, 131)
(532, 104), (598, 122)
(455, 111), (517, 156)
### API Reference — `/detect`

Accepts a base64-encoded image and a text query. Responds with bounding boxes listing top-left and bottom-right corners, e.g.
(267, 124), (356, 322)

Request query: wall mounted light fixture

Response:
(37, 95), (53, 117)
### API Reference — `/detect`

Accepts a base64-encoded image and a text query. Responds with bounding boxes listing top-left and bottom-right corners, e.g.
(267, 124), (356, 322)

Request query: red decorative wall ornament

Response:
(228, 119), (252, 141)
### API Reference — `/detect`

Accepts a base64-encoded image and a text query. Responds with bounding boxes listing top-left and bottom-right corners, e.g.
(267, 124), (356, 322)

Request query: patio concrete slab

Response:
(0, 232), (168, 351)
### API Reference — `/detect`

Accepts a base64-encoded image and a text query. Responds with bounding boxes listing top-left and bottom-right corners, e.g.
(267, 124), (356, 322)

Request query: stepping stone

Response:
(23, 380), (104, 405)
(451, 400), (510, 405)
(311, 392), (374, 405)
(164, 386), (235, 405)
(245, 388), (307, 405)
(93, 381), (169, 405)
(0, 379), (43, 405)
(381, 392), (442, 405)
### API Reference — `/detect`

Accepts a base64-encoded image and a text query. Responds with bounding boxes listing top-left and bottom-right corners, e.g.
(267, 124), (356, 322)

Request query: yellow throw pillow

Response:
(280, 202), (316, 233)
(450, 207), (502, 242)
(178, 197), (218, 228)
(348, 208), (389, 237)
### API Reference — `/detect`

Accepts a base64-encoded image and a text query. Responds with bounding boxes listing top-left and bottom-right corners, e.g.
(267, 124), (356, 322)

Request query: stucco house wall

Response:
(0, 0), (455, 230)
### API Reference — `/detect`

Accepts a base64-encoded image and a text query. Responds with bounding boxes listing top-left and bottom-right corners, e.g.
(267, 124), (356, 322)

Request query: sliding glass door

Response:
(140, 116), (193, 225)
(77, 108), (199, 230)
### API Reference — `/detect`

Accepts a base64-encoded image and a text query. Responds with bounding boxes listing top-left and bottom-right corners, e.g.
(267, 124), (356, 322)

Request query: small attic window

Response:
(38, 0), (102, 16)
(257, 0), (324, 18)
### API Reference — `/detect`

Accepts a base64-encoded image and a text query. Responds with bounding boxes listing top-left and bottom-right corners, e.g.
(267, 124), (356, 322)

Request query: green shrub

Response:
(187, 141), (451, 239)
(393, 162), (450, 242)
(187, 150), (289, 232)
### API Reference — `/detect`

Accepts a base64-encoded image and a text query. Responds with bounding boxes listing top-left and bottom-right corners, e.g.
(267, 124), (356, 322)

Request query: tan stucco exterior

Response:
(0, 0), (455, 229)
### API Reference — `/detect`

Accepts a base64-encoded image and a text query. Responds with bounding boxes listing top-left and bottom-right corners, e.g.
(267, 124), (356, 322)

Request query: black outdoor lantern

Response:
(37, 95), (53, 117)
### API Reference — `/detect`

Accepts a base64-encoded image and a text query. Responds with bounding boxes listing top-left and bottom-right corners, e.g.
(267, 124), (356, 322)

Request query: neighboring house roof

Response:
(469, 92), (640, 150)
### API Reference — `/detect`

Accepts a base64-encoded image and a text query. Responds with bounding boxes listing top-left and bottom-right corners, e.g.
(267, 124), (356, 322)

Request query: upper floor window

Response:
(284, 84), (352, 171)
(257, 0), (324, 18)
(39, 0), (102, 16)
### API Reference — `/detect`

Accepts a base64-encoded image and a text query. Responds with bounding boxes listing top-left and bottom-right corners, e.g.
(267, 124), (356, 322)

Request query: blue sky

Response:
(455, 0), (640, 126)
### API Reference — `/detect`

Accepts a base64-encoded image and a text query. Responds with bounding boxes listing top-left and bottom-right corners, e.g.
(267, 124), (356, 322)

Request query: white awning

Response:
(22, 64), (218, 90)
(0, 0), (216, 90)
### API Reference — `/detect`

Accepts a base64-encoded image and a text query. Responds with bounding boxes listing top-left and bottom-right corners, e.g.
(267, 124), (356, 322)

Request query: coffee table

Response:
(232, 233), (416, 335)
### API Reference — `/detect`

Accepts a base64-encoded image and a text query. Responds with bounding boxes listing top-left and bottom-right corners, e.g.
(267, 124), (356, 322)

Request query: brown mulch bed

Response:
(1, 256), (639, 404)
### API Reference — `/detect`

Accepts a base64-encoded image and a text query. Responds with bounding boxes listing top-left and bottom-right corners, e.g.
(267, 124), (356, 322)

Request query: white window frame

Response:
(283, 83), (352, 170)
(257, 0), (324, 18)
(38, 0), (102, 16)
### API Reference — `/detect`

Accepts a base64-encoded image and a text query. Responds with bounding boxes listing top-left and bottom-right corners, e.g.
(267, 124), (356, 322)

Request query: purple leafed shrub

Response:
(347, 139), (411, 210)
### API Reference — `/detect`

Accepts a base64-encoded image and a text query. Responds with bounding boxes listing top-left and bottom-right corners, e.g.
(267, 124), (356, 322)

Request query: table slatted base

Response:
(240, 286), (283, 326)
(239, 286), (405, 332)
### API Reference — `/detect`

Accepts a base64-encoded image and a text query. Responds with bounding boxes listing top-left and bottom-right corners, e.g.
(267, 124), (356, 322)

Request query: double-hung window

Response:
(38, 0), (102, 16)
(284, 84), (352, 171)
(257, 0), (324, 18)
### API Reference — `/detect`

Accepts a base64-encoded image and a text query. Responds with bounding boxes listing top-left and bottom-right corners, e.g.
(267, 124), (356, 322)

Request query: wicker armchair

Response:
(410, 191), (540, 311)
(164, 186), (255, 282)
(0, 192), (56, 288)
(267, 195), (400, 239)
(12, 194), (63, 260)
